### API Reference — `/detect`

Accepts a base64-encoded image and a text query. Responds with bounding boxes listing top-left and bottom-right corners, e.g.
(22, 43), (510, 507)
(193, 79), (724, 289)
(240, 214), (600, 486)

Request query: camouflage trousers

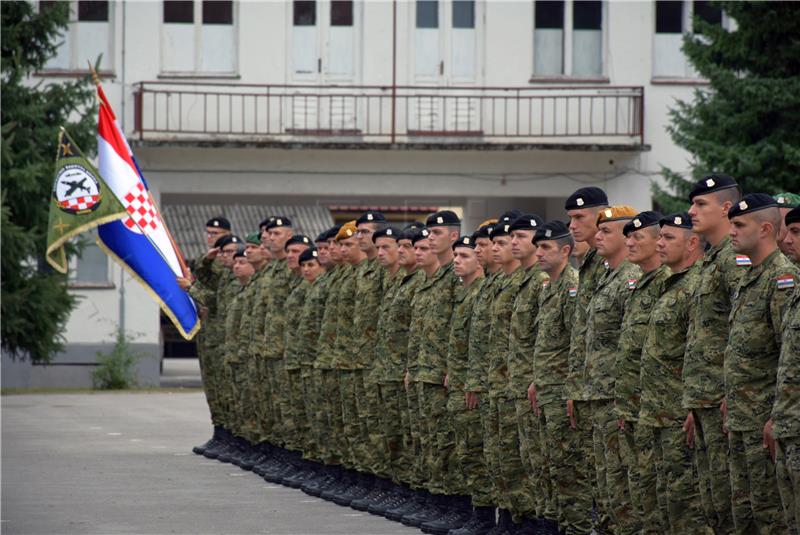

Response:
(283, 367), (308, 452)
(340, 370), (368, 470)
(484, 396), (537, 521)
(589, 399), (640, 535)
(417, 382), (453, 495)
(196, 341), (224, 427)
(231, 358), (262, 443)
(540, 401), (593, 535)
(318, 368), (345, 465)
(406, 380), (425, 489)
(253, 357), (273, 444)
(378, 381), (407, 483)
(300, 368), (319, 460)
(690, 407), (735, 534)
(729, 429), (787, 535)
(223, 358), (244, 436)
(262, 358), (285, 445)
(777, 438), (800, 534)
(619, 421), (644, 527)
(218, 356), (237, 430)
(638, 424), (710, 535)
(515, 398), (554, 520)
(449, 392), (492, 506)
(361, 372), (390, 479)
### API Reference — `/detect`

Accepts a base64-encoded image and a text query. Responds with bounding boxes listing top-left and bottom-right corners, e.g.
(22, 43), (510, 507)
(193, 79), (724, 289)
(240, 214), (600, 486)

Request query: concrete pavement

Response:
(2, 391), (418, 535)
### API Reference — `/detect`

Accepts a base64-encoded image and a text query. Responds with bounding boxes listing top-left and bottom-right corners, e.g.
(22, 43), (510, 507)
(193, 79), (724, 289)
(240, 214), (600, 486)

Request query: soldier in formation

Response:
(182, 176), (799, 535)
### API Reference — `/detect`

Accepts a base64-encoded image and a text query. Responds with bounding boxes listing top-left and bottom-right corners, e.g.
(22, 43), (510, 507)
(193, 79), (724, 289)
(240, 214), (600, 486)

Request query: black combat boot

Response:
(193, 426), (220, 455)
(350, 476), (390, 511)
(385, 489), (426, 521)
(303, 465), (342, 497)
(422, 495), (472, 535)
(368, 483), (410, 516)
(202, 427), (231, 459)
(402, 492), (446, 528)
(486, 508), (511, 535)
(331, 472), (373, 506)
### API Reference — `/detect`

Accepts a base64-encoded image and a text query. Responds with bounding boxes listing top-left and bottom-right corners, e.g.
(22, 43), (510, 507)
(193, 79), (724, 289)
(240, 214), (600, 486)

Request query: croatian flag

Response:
(94, 84), (200, 339)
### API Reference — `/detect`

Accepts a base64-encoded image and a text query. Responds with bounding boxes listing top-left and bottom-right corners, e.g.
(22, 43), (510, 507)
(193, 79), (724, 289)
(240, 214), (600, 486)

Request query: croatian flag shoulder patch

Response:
(736, 255), (752, 267)
(568, 287), (578, 297)
(627, 279), (637, 290)
(777, 275), (796, 291)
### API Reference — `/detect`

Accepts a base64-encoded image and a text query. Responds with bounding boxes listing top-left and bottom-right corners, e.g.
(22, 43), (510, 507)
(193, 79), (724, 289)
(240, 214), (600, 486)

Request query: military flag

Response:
(45, 128), (128, 274)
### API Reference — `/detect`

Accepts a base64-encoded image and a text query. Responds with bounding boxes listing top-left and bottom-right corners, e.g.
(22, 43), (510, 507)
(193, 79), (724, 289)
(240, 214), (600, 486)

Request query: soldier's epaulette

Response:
(735, 255), (752, 267)
(777, 274), (796, 290)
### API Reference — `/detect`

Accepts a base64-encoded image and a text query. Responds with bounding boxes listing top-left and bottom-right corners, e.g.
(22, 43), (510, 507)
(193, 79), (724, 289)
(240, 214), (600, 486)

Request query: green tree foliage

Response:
(1, 1), (96, 362)
(654, 1), (800, 213)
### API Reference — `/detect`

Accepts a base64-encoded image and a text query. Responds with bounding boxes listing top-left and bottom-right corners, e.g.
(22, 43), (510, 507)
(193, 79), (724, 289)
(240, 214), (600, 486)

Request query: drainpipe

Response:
(391, 0), (397, 144)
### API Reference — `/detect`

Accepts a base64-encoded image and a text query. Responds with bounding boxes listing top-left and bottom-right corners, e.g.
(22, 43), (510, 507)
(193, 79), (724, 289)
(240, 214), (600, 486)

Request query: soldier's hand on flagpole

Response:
(683, 411), (695, 448)
(176, 276), (192, 290)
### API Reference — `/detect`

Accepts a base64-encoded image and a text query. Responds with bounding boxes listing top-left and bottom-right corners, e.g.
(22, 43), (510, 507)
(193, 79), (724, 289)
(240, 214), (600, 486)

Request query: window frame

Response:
(67, 233), (115, 289)
(530, 0), (609, 83)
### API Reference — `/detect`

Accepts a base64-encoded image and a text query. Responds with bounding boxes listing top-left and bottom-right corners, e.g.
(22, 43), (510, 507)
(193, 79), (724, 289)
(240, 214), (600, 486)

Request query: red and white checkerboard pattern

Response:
(59, 195), (99, 212)
(123, 183), (159, 234)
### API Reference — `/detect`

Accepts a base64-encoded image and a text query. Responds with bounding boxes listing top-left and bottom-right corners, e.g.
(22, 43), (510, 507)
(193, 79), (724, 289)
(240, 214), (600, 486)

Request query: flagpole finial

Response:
(87, 61), (100, 86)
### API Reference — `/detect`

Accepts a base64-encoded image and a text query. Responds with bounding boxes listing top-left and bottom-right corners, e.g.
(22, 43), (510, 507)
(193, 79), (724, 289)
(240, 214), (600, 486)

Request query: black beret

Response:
(533, 221), (571, 243)
(404, 221), (427, 231)
(265, 216), (292, 230)
(426, 210), (461, 227)
(325, 225), (342, 241)
(399, 227), (423, 242)
(490, 221), (513, 238)
(206, 216), (231, 230)
(508, 214), (544, 232)
(233, 243), (247, 258)
(356, 211), (386, 225)
(473, 223), (495, 240)
(315, 229), (330, 243)
(688, 174), (740, 201)
(565, 187), (608, 210)
(215, 234), (242, 248)
(410, 228), (431, 245)
(453, 235), (477, 250)
(727, 193), (779, 219)
(284, 234), (312, 250)
(659, 212), (693, 230)
(259, 216), (275, 230)
(786, 206), (800, 226)
(497, 209), (522, 224)
(372, 226), (401, 243)
(623, 211), (663, 236)
(298, 247), (319, 264)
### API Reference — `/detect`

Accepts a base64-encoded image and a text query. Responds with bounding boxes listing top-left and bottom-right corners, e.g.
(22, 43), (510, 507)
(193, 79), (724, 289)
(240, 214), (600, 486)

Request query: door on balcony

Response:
(290, 0), (360, 134)
(411, 0), (481, 135)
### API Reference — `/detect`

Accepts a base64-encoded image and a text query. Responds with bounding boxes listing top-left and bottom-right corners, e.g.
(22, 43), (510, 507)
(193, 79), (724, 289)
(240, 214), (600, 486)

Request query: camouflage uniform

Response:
(333, 263), (361, 469)
(683, 237), (744, 533)
(445, 277), (484, 496)
(615, 264), (670, 526)
(584, 259), (642, 534)
(350, 257), (386, 478)
(260, 258), (293, 445)
(222, 279), (249, 437)
(565, 249), (607, 522)
(509, 266), (551, 520)
(374, 269), (424, 485)
(725, 250), (798, 534)
(281, 275), (309, 452)
(463, 270), (502, 507)
(249, 261), (273, 443)
(533, 265), (592, 535)
(315, 265), (348, 465)
(235, 265), (268, 442)
(774, 286), (800, 533)
(485, 268), (532, 521)
(412, 262), (459, 496)
(638, 264), (709, 534)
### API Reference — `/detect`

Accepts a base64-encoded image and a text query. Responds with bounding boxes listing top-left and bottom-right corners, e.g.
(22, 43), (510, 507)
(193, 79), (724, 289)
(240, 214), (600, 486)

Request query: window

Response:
(653, 0), (725, 78)
(41, 1), (112, 73)
(452, 0), (475, 29)
(330, 1), (352, 26)
(294, 1), (316, 26)
(416, 0), (439, 29)
(162, 0), (236, 74)
(533, 0), (604, 78)
(71, 231), (110, 285)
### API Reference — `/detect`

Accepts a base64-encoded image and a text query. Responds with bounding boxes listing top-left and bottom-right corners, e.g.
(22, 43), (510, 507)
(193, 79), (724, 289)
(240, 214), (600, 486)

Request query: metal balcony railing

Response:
(133, 82), (644, 146)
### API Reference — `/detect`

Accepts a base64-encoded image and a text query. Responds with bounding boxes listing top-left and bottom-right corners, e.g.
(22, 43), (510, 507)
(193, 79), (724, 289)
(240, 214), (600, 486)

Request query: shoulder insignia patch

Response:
(777, 274), (796, 290)
(568, 287), (578, 297)
(627, 279), (637, 290)
(736, 255), (752, 266)
(603, 260), (610, 269)
(542, 280), (550, 288)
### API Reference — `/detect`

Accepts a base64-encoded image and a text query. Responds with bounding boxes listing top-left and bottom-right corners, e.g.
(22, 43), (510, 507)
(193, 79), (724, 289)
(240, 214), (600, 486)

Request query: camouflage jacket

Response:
(614, 264), (670, 421)
(370, 269), (404, 381)
(773, 286), (800, 438)
(352, 257), (385, 369)
(464, 270), (502, 393)
(508, 266), (550, 398)
(412, 262), (459, 384)
(725, 250), (799, 431)
(683, 237), (747, 409)
(533, 265), (579, 408)
(282, 276), (309, 370)
(374, 269), (424, 383)
(566, 249), (607, 401)
(446, 277), (484, 392)
(583, 260), (641, 401)
(236, 265), (268, 360)
(487, 268), (526, 397)
(261, 258), (293, 360)
(638, 264), (699, 427)
(222, 279), (247, 364)
(297, 270), (332, 373)
(315, 266), (348, 370)
(332, 263), (359, 370)
(189, 254), (225, 350)
(246, 260), (272, 359)
(191, 269), (235, 351)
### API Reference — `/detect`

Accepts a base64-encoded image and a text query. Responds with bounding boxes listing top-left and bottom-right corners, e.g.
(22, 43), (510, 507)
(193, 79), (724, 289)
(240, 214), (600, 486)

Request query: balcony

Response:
(133, 82), (646, 151)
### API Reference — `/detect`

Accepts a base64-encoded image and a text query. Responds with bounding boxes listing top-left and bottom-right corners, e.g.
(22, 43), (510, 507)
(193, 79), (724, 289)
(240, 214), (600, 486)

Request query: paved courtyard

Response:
(2, 389), (417, 535)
